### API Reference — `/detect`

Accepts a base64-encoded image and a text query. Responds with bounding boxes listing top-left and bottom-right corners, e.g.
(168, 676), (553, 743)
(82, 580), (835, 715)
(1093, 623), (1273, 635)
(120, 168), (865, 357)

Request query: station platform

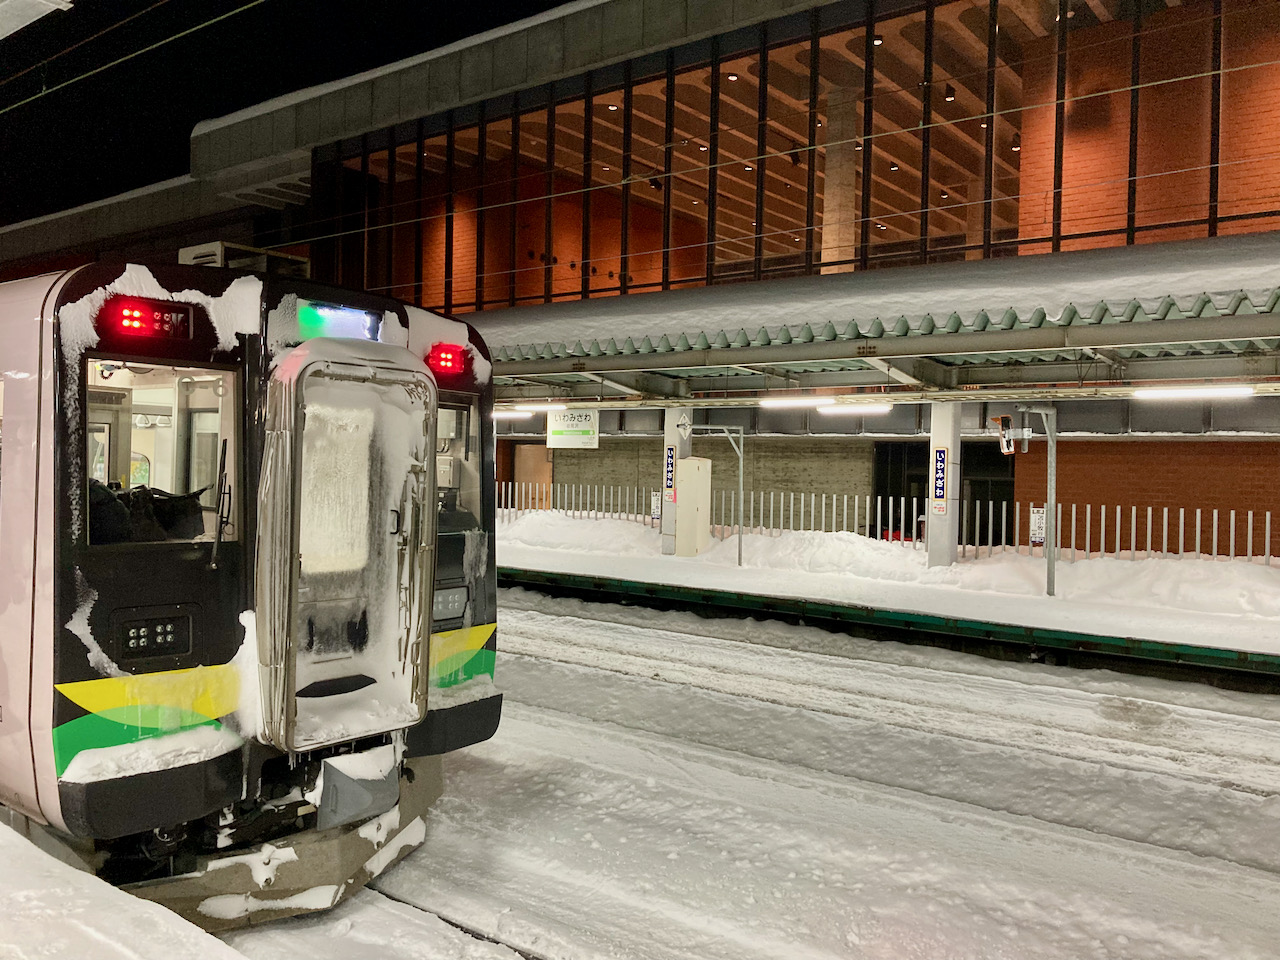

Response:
(496, 513), (1280, 684)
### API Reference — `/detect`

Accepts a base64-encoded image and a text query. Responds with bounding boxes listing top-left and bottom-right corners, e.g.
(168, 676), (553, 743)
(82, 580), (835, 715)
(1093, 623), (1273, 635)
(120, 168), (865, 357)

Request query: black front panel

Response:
(54, 265), (254, 697)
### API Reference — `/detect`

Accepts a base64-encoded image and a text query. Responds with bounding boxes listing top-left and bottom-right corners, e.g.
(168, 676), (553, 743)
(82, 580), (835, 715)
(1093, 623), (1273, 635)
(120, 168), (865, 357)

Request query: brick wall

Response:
(1018, 1), (1280, 250)
(1013, 439), (1280, 555)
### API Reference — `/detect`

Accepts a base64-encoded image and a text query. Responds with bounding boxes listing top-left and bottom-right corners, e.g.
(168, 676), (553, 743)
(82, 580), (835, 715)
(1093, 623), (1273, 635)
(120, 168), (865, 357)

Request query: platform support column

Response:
(927, 402), (962, 567)
(660, 410), (693, 555)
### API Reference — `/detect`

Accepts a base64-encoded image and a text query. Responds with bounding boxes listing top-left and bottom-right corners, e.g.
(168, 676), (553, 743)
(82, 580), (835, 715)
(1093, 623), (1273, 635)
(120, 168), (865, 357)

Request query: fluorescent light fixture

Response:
(759, 396), (836, 409)
(817, 403), (893, 416)
(514, 402), (569, 412)
(492, 410), (534, 420)
(1132, 385), (1256, 400)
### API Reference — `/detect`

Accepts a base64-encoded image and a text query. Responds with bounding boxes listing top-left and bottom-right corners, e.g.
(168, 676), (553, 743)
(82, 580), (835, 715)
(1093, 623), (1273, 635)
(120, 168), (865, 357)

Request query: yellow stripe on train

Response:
(55, 664), (240, 722)
(429, 623), (497, 671)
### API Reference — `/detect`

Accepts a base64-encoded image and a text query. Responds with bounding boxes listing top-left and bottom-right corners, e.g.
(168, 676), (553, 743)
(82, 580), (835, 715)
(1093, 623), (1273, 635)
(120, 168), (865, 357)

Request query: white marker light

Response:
(514, 402), (569, 412)
(758, 396), (836, 409)
(1132, 385), (1256, 400)
(492, 410), (535, 420)
(817, 403), (893, 415)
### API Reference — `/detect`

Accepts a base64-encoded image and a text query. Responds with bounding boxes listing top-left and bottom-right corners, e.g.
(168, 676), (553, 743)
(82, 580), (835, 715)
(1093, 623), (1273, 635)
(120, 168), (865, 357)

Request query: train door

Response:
(256, 341), (438, 753)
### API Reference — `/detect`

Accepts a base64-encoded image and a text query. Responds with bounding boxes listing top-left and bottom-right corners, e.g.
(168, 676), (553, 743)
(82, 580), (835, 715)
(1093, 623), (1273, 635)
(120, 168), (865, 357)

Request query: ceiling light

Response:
(699, 145), (708, 151)
(759, 396), (836, 409)
(1011, 134), (1021, 152)
(940, 190), (949, 199)
(980, 121), (988, 128)
(692, 199), (700, 204)
(817, 402), (893, 416)
(944, 83), (956, 102)
(727, 73), (739, 81)
(514, 402), (569, 411)
(872, 34), (883, 46)
(876, 223), (887, 230)
(492, 410), (535, 420)
(890, 163), (899, 171)
(1132, 385), (1256, 400)
(744, 164), (753, 171)
(606, 104), (619, 111)
(602, 165), (611, 170)
(854, 142), (862, 150)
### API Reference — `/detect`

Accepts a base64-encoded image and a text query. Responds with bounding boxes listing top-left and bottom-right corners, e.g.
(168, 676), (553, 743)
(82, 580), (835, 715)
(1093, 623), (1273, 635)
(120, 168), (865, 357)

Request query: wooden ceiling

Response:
(371, 0), (1187, 267)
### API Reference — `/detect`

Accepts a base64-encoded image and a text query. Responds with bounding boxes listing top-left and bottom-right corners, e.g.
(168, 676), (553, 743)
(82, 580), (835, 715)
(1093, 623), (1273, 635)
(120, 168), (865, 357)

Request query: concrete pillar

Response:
(660, 410), (692, 555)
(927, 402), (962, 567)
(819, 92), (862, 273)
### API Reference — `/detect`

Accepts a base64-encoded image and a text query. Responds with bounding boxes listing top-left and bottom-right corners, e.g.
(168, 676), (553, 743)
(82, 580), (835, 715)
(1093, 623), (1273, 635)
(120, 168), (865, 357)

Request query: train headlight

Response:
(432, 586), (469, 621)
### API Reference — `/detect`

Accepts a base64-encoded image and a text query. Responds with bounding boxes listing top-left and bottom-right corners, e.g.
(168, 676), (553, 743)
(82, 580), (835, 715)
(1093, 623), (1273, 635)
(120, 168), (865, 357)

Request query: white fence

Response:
(496, 482), (1276, 565)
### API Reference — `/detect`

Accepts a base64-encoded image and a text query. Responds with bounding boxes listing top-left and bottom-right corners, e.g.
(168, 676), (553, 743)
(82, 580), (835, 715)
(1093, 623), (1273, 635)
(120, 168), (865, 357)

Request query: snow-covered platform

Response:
(0, 822), (245, 959)
(497, 513), (1280, 678)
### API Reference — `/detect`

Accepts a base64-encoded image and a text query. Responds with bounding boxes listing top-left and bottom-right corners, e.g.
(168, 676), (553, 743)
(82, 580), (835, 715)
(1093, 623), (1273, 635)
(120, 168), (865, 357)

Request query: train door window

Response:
(87, 423), (111, 481)
(85, 360), (238, 546)
(437, 401), (481, 531)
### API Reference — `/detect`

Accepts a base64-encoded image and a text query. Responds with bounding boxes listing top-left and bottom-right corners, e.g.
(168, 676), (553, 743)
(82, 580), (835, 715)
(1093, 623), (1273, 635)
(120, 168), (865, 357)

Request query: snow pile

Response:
(0, 823), (247, 959)
(498, 512), (1280, 653)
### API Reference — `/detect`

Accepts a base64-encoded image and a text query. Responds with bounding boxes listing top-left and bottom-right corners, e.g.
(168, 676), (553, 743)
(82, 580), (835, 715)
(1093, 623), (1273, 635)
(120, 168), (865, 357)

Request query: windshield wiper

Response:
(209, 438), (230, 570)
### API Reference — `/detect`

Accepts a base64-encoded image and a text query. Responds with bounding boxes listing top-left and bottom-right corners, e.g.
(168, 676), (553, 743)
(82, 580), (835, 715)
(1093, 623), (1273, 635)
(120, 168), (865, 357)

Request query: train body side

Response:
(0, 271), (67, 829)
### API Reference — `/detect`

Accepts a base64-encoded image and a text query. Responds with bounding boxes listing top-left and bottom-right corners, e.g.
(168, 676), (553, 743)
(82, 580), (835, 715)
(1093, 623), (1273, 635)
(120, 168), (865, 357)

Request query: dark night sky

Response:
(0, 0), (563, 226)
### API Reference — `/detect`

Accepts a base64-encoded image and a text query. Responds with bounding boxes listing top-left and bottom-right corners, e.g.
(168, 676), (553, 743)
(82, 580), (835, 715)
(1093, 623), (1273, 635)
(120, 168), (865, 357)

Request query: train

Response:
(0, 262), (501, 929)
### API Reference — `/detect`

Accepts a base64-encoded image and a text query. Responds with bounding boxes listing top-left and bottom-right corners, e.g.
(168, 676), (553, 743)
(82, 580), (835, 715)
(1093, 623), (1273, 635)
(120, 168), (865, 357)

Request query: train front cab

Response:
(0, 264), (500, 929)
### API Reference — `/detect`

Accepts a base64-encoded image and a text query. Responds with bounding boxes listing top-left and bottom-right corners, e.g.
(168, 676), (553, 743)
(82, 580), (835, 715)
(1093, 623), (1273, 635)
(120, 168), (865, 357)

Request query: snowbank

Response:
(0, 823), (247, 959)
(497, 513), (1280, 654)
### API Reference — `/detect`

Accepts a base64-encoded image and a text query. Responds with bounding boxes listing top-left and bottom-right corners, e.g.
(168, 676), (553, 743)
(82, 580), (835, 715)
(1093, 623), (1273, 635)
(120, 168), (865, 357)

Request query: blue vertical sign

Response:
(931, 447), (947, 514)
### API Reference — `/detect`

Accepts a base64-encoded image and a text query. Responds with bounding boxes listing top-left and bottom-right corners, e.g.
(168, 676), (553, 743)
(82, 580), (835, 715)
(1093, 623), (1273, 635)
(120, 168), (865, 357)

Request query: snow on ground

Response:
(0, 823), (245, 960)
(10, 582), (1280, 958)
(10, 509), (1280, 958)
(497, 511), (1280, 653)
(230, 589), (1280, 960)
(218, 888), (521, 960)
(345, 596), (1280, 960)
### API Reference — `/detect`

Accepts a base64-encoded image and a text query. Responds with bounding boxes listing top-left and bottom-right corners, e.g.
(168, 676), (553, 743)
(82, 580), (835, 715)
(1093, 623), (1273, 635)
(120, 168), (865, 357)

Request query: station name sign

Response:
(931, 447), (948, 515)
(547, 409), (599, 449)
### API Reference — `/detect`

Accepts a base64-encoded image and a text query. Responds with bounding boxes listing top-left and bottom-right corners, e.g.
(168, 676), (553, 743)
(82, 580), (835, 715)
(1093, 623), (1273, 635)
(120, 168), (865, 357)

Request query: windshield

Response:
(84, 359), (238, 545)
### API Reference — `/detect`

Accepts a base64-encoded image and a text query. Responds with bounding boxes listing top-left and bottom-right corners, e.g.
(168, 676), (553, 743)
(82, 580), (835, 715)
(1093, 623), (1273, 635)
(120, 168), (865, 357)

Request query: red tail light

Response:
(427, 342), (469, 378)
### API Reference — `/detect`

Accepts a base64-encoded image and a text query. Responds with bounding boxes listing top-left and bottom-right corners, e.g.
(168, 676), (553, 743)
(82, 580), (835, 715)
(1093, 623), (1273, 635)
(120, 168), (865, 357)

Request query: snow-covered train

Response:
(0, 263), (501, 928)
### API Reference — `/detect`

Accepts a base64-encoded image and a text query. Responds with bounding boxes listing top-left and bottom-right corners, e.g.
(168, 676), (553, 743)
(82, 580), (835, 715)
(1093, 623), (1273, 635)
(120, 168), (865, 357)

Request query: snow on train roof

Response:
(471, 230), (1280, 363)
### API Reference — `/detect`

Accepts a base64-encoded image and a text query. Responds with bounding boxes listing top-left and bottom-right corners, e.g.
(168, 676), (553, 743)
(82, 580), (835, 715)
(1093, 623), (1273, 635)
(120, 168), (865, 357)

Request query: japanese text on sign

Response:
(547, 408), (599, 449)
(930, 447), (948, 515)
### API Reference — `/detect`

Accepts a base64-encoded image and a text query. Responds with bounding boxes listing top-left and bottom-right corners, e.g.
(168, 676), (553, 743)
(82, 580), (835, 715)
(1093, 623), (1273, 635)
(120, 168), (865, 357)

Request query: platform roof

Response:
(473, 230), (1280, 406)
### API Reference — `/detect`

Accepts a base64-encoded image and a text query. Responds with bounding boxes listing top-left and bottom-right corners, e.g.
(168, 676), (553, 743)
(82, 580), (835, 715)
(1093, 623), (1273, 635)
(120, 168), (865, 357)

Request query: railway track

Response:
(497, 566), (1280, 691)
